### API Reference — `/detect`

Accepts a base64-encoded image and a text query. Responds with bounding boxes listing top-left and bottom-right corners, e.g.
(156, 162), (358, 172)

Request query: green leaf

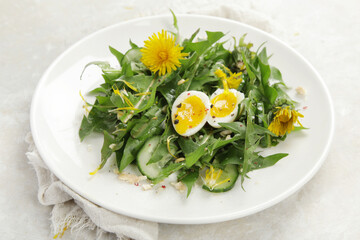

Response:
(241, 51), (256, 81)
(147, 141), (177, 165)
(158, 73), (180, 105)
(258, 60), (271, 85)
(170, 9), (179, 37)
(79, 100), (118, 141)
(118, 106), (165, 172)
(181, 170), (199, 197)
(130, 109), (165, 141)
(80, 61), (120, 81)
(118, 48), (143, 77)
(206, 31), (225, 45)
(293, 126), (309, 132)
(184, 31), (225, 55)
(129, 39), (139, 49)
(210, 134), (244, 152)
(98, 131), (118, 170)
(241, 98), (262, 184)
(109, 93), (125, 108)
(270, 66), (285, 84)
(88, 87), (108, 95)
(96, 95), (112, 105)
(251, 153), (288, 170)
(258, 47), (269, 65)
(114, 122), (139, 169)
(109, 46), (124, 66)
(148, 122), (177, 165)
(79, 116), (95, 141)
(185, 144), (207, 168)
(121, 61), (134, 77)
(178, 137), (200, 156)
(215, 148), (244, 165)
(121, 75), (153, 93)
(152, 163), (184, 184)
(264, 86), (278, 105)
(136, 85), (158, 113)
(252, 124), (277, 136)
(218, 122), (246, 136)
(188, 28), (200, 43)
(118, 137), (142, 172)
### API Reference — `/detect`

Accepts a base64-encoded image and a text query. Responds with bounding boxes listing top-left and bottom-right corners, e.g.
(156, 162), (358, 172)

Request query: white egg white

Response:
(171, 91), (210, 136)
(207, 89), (244, 128)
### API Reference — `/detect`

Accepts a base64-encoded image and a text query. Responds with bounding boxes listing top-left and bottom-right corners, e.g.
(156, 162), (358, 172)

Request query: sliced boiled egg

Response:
(171, 91), (210, 136)
(207, 89), (244, 128)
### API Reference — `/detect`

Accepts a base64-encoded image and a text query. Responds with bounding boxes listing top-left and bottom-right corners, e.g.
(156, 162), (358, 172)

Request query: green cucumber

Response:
(202, 164), (239, 192)
(137, 136), (175, 180)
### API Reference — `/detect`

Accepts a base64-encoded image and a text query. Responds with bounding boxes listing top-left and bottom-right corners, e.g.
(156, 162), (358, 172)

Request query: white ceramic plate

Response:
(30, 15), (334, 224)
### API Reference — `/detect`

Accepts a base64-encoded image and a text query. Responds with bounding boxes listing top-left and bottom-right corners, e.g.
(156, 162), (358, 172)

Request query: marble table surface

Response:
(1, 0), (359, 239)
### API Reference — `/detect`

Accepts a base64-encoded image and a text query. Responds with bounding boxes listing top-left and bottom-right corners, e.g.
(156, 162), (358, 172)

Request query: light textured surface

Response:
(1, 0), (359, 239)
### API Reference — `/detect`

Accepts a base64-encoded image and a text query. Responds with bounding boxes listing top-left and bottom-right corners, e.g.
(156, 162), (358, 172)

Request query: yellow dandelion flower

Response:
(214, 69), (229, 91)
(140, 30), (188, 76)
(214, 69), (227, 79)
(227, 72), (242, 89)
(214, 67), (243, 89)
(204, 165), (230, 190)
(268, 106), (304, 136)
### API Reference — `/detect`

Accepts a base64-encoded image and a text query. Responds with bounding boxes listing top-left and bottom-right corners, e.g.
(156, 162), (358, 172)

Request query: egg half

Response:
(171, 91), (210, 136)
(207, 89), (244, 128)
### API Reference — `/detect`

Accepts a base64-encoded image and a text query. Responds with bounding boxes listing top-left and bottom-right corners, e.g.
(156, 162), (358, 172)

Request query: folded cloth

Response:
(26, 133), (158, 240)
(26, 4), (277, 240)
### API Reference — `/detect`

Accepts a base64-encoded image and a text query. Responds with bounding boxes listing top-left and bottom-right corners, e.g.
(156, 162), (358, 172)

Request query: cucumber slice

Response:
(202, 164), (239, 192)
(137, 136), (174, 180)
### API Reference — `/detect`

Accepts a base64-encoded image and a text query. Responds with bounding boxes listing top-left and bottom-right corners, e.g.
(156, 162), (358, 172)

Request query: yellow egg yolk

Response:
(210, 91), (237, 118)
(174, 95), (207, 135)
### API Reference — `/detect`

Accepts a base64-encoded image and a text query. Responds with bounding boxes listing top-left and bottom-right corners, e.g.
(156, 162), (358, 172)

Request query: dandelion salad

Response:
(79, 13), (306, 196)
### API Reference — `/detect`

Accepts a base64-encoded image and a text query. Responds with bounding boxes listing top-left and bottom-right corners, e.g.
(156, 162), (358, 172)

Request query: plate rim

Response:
(30, 13), (335, 224)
